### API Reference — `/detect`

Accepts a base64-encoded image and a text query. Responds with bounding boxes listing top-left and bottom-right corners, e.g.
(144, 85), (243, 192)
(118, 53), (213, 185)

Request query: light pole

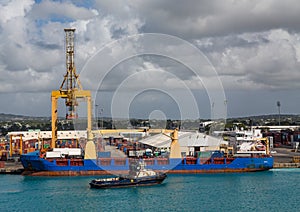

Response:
(95, 104), (98, 129)
(224, 99), (228, 124)
(100, 108), (104, 129)
(277, 101), (281, 126)
(211, 102), (215, 120)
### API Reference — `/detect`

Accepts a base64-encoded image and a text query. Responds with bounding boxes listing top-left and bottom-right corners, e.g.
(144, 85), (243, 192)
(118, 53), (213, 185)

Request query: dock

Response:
(273, 162), (300, 168)
(0, 161), (24, 174)
(1, 146), (300, 175)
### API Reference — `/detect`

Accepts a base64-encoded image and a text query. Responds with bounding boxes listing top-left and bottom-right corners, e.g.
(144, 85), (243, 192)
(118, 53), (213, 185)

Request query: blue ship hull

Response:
(20, 151), (273, 176)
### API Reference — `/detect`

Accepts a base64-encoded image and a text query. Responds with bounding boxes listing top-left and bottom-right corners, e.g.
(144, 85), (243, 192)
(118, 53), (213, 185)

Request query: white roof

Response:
(7, 130), (87, 140)
(138, 131), (227, 148)
(139, 133), (170, 148)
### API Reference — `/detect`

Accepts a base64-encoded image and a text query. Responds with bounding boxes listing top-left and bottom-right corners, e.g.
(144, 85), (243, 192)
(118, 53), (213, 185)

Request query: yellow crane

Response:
(51, 28), (95, 159)
(50, 28), (181, 159)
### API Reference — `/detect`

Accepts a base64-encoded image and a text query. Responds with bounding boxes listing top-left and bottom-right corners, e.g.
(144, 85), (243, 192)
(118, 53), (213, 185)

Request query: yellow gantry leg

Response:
(51, 94), (58, 149)
(170, 128), (182, 158)
(9, 134), (13, 157)
(19, 135), (22, 155)
(84, 95), (96, 159)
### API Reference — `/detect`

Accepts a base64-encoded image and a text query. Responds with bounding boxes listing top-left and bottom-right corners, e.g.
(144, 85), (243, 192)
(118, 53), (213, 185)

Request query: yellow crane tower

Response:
(60, 28), (82, 120)
(49, 28), (181, 160)
(51, 28), (95, 159)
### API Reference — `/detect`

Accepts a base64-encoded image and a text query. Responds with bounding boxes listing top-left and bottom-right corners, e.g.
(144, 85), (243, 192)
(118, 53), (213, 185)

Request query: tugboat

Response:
(89, 160), (167, 189)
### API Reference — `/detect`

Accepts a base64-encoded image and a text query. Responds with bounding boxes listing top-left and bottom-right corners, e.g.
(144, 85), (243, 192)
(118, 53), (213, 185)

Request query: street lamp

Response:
(277, 101), (281, 126)
(211, 102), (214, 120)
(95, 104), (98, 129)
(99, 108), (104, 129)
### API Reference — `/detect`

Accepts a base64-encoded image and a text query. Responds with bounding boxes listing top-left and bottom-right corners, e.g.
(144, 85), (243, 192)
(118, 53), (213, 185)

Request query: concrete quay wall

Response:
(273, 162), (300, 168)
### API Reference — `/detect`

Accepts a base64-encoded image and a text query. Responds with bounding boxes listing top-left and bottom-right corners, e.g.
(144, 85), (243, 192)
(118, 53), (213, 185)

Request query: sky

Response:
(0, 0), (300, 121)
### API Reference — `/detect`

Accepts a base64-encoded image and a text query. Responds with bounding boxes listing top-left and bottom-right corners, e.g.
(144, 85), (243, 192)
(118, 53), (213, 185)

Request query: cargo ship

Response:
(20, 129), (274, 176)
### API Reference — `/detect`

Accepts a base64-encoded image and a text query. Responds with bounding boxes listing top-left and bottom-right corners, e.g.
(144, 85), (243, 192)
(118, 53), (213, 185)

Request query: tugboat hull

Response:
(89, 174), (167, 189)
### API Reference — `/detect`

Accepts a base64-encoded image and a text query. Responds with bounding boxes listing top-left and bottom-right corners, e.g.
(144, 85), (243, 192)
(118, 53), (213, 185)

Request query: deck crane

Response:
(51, 28), (96, 159)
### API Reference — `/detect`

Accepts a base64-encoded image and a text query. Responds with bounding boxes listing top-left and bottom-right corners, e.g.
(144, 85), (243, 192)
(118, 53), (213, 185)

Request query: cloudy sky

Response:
(1, 0), (300, 120)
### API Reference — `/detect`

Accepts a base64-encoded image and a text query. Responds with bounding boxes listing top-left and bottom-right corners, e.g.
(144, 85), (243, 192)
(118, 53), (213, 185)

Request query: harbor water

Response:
(1, 169), (299, 212)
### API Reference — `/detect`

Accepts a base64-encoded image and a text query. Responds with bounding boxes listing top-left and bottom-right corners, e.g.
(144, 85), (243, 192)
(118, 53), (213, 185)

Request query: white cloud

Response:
(30, 0), (98, 21)
(198, 29), (300, 90)
(0, 0), (34, 24)
(125, 0), (300, 38)
(0, 0), (300, 117)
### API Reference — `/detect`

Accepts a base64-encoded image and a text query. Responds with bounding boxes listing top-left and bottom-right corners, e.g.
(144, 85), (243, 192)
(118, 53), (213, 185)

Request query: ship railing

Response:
(46, 156), (237, 167)
(96, 157), (170, 166)
(46, 158), (84, 166)
(180, 157), (236, 165)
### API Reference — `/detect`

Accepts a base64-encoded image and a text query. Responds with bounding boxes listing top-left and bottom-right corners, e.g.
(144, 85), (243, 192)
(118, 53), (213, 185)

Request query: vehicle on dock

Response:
(89, 160), (167, 189)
